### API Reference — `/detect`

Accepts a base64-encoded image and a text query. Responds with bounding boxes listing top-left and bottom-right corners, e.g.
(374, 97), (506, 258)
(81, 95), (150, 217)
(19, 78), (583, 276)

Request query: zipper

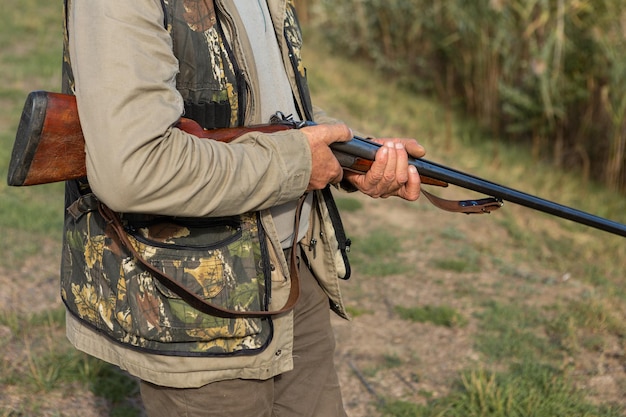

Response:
(259, 214), (290, 280)
(255, 214), (272, 310)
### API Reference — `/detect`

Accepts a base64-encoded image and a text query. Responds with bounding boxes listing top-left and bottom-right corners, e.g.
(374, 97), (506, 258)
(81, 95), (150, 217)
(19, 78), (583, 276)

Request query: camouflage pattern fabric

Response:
(61, 195), (272, 355)
(284, 0), (305, 78)
(164, 0), (241, 128)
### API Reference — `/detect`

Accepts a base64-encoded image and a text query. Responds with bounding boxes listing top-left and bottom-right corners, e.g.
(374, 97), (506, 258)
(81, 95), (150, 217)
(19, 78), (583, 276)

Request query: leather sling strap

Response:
(97, 197), (305, 319)
(421, 189), (503, 214)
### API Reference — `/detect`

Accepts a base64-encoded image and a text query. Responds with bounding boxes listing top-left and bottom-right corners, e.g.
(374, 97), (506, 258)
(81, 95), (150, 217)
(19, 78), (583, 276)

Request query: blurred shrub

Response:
(303, 0), (626, 192)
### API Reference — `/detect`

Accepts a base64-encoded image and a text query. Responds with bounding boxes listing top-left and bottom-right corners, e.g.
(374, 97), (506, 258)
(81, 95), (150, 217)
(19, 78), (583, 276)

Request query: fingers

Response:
(301, 123), (352, 191)
(371, 138), (426, 159)
(372, 142), (414, 198)
(378, 142), (403, 193)
(404, 140), (426, 159)
(390, 142), (409, 186)
(345, 138), (424, 201)
(301, 123), (353, 146)
(396, 165), (420, 200)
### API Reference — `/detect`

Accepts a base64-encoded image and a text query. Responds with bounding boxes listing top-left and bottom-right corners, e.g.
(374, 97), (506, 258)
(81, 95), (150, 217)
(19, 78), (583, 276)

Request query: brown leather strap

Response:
(98, 199), (305, 319)
(422, 189), (503, 214)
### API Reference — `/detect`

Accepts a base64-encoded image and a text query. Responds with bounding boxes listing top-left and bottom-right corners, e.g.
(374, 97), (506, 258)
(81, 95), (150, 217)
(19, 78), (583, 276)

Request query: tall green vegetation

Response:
(306, 0), (626, 192)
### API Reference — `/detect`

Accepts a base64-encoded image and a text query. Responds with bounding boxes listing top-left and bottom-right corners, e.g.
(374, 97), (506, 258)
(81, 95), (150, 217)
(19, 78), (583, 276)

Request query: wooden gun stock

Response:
(8, 92), (85, 186)
(7, 91), (626, 237)
(7, 91), (296, 186)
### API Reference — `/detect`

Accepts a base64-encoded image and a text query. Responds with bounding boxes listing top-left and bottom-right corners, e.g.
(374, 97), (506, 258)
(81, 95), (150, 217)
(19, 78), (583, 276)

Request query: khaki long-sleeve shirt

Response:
(69, 0), (311, 217)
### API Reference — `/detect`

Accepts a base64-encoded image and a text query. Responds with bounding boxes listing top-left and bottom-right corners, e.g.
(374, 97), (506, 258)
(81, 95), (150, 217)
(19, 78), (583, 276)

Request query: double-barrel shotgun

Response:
(7, 91), (626, 237)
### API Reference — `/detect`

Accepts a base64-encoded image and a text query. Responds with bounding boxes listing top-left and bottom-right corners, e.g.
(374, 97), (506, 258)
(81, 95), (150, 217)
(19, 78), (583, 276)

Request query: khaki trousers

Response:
(140, 247), (347, 417)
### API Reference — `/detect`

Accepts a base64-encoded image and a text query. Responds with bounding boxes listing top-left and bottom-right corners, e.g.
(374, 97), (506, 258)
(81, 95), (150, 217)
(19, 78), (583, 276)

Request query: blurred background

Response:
(1, 1), (625, 416)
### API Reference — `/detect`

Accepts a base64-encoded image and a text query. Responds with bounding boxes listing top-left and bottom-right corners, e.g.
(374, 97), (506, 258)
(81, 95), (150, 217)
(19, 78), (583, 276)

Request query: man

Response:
(60, 0), (425, 415)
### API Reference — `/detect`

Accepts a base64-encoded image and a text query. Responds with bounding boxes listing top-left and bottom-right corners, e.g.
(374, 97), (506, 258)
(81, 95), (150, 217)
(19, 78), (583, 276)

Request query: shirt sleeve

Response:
(68, 0), (311, 217)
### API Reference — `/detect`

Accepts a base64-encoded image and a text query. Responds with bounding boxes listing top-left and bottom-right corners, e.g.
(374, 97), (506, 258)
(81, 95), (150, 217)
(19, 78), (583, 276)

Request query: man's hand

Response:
(344, 138), (426, 201)
(300, 124), (352, 191)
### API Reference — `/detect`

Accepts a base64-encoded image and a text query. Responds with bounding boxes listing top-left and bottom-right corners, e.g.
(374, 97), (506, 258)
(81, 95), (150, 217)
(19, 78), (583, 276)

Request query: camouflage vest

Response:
(60, 0), (311, 356)
(62, 0), (311, 124)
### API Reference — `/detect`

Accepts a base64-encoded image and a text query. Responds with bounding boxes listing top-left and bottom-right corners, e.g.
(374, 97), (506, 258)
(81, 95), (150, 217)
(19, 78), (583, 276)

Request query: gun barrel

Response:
(332, 137), (626, 237)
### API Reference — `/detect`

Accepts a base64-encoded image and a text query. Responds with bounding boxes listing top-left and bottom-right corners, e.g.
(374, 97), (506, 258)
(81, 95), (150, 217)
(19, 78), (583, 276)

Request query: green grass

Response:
(0, 309), (141, 416)
(474, 301), (556, 363)
(436, 362), (621, 417)
(349, 229), (413, 276)
(378, 362), (623, 417)
(345, 305), (373, 318)
(395, 304), (467, 328)
(431, 249), (481, 273)
(0, 0), (65, 266)
(547, 297), (626, 354)
(334, 196), (364, 212)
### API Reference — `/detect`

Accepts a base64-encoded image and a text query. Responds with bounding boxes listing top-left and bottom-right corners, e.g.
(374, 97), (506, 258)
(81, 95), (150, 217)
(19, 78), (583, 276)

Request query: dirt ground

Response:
(333, 193), (626, 416)
(0, 189), (624, 416)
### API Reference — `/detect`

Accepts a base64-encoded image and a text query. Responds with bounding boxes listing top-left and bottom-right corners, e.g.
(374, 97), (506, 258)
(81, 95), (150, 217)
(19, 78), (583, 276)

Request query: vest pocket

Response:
(61, 195), (273, 356)
(183, 100), (231, 129)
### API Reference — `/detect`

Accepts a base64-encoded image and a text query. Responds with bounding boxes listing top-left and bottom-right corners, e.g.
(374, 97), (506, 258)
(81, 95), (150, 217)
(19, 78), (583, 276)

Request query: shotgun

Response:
(7, 91), (626, 237)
